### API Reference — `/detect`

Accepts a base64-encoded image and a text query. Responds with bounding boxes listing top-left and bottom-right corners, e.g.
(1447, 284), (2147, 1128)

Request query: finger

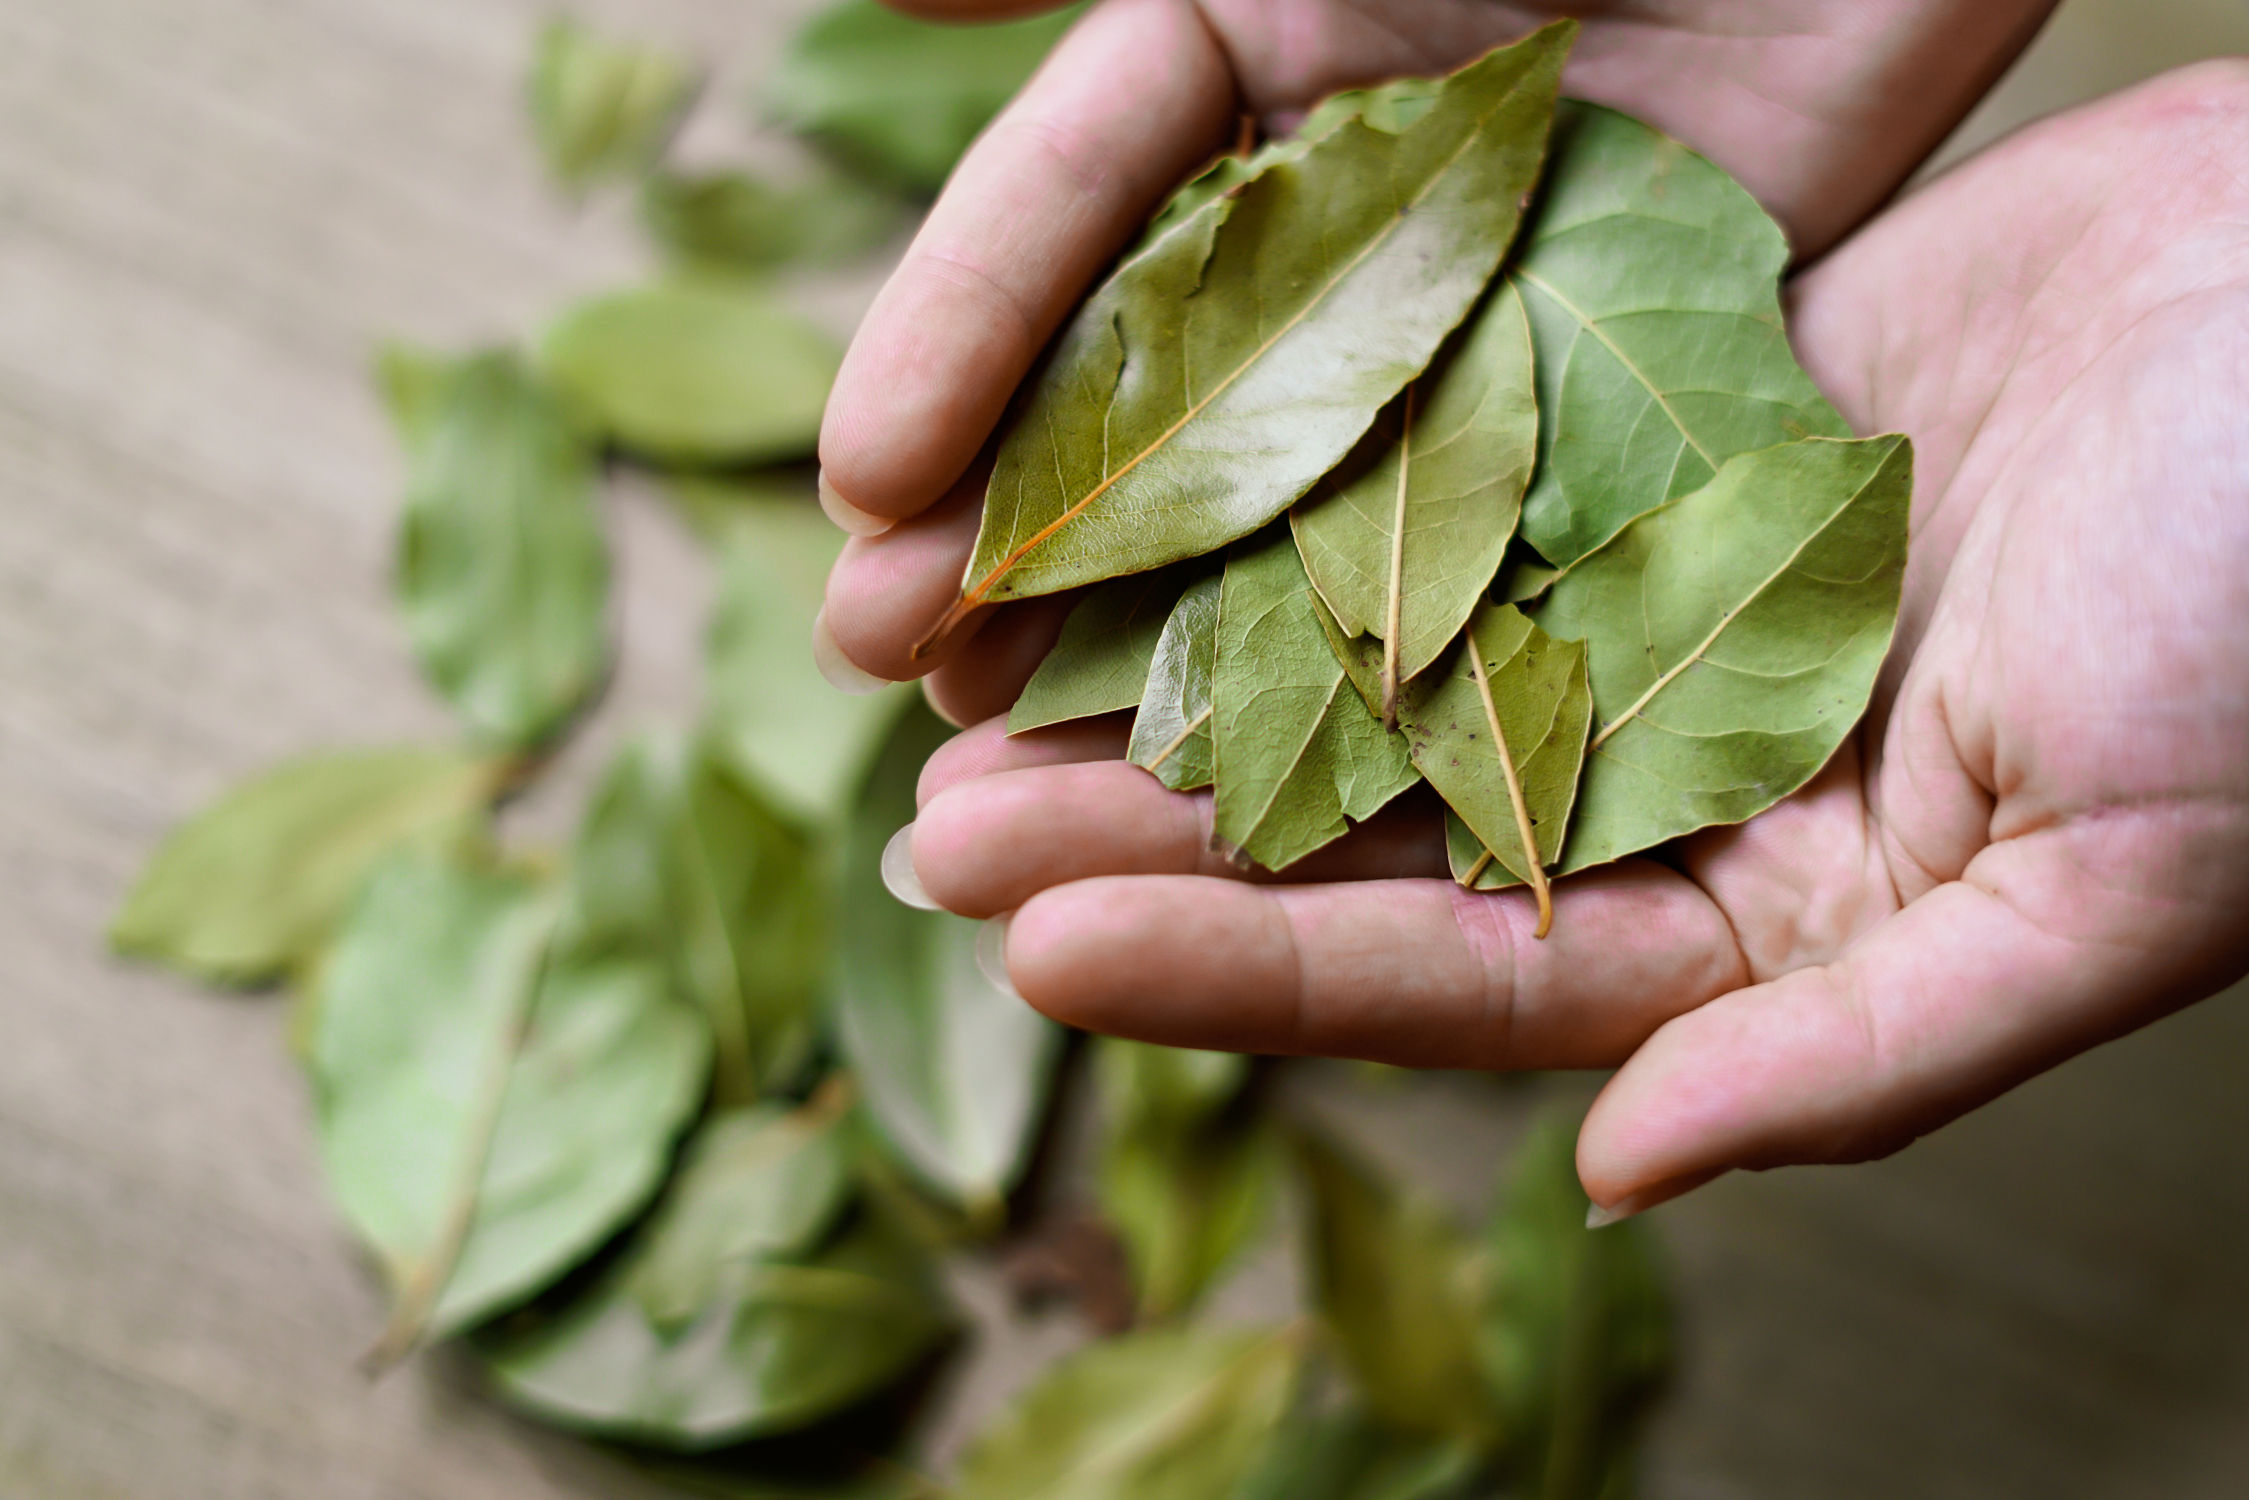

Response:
(821, 469), (991, 682)
(1002, 867), (1750, 1068)
(917, 713), (1131, 807)
(924, 591), (1079, 727)
(817, 0), (1235, 523)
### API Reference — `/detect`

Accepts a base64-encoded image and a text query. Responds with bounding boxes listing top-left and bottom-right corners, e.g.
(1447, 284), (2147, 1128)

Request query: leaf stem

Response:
(1381, 385), (1415, 730)
(1460, 848), (1494, 888)
(1466, 639), (1553, 938)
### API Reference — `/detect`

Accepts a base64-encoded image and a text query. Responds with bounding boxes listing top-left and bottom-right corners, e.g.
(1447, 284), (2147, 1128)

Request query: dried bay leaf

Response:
(952, 1323), (1301, 1500)
(1010, 564), (1207, 734)
(1125, 571), (1222, 790)
(942, 27), (1574, 632)
(111, 745), (503, 985)
(539, 278), (841, 468)
(392, 349), (610, 750)
(527, 17), (698, 195)
(1292, 279), (1537, 719)
(1509, 103), (1850, 569)
(640, 168), (905, 276)
(1532, 435), (1912, 872)
(1212, 532), (1417, 872)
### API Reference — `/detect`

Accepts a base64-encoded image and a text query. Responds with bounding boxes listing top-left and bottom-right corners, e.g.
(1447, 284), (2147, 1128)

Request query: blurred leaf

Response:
(767, 0), (1084, 194)
(1228, 1404), (1479, 1500)
(312, 857), (709, 1355)
(562, 732), (827, 1105)
(539, 278), (841, 468)
(693, 478), (912, 826)
(834, 702), (1062, 1214)
(641, 168), (906, 275)
(1009, 564), (1207, 734)
(1294, 1131), (1492, 1445)
(1479, 1115), (1671, 1499)
(953, 1323), (1302, 1500)
(110, 745), (501, 985)
(527, 16), (698, 194)
(392, 348), (610, 749)
(1094, 1040), (1277, 1320)
(1125, 570), (1221, 791)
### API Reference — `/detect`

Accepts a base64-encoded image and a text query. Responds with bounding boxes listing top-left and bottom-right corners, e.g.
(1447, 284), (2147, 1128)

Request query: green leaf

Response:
(766, 0), (1084, 195)
(1093, 1041), (1278, 1320)
(562, 733), (827, 1106)
(835, 703), (1062, 1212)
(1294, 1130), (1492, 1445)
(951, 28), (1573, 620)
(538, 278), (841, 468)
(640, 168), (905, 276)
(1229, 1406), (1480, 1500)
(393, 349), (610, 749)
(1509, 103), (1850, 569)
(693, 478), (912, 827)
(1211, 532), (1418, 872)
(526, 17), (698, 194)
(481, 1199), (952, 1450)
(1009, 564), (1207, 734)
(110, 746), (501, 984)
(1126, 570), (1222, 791)
(311, 857), (709, 1355)
(1292, 279), (1538, 717)
(953, 1323), (1302, 1500)
(1478, 1115), (1671, 1499)
(1530, 435), (1912, 871)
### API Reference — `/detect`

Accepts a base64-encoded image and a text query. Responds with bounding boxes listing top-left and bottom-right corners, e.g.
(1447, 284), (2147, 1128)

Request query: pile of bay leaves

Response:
(111, 11), (1670, 1500)
(997, 22), (1911, 933)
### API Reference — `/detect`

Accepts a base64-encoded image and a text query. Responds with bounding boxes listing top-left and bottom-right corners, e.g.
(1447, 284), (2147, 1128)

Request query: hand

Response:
(814, 0), (2060, 701)
(901, 65), (2249, 1217)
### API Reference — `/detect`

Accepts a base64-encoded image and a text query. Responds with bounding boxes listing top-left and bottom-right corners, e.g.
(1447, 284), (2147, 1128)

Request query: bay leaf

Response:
(1125, 570), (1222, 790)
(110, 745), (502, 985)
(945, 27), (1573, 629)
(312, 856), (709, 1355)
(1509, 103), (1850, 569)
(393, 349), (610, 750)
(1294, 1130), (1492, 1445)
(1478, 1113), (1670, 1499)
(952, 1323), (1301, 1500)
(527, 17), (698, 194)
(692, 477), (911, 827)
(538, 278), (841, 468)
(1291, 279), (1537, 718)
(766, 0), (1084, 195)
(1009, 564), (1205, 734)
(835, 702), (1062, 1213)
(1211, 532), (1417, 872)
(1230, 1406), (1479, 1500)
(1530, 435), (1912, 871)
(1093, 1040), (1277, 1320)
(640, 168), (905, 276)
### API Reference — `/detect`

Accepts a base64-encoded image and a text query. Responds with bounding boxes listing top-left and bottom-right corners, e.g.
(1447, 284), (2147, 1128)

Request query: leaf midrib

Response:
(1512, 266), (1718, 470)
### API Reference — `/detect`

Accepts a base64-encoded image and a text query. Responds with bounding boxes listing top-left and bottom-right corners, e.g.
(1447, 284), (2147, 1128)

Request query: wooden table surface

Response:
(5, 2), (2247, 1496)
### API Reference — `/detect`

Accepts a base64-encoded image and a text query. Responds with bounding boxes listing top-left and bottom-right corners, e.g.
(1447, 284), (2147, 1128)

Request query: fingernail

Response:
(812, 606), (891, 695)
(975, 913), (1017, 998)
(1585, 1199), (1637, 1230)
(881, 823), (941, 911)
(819, 471), (895, 537)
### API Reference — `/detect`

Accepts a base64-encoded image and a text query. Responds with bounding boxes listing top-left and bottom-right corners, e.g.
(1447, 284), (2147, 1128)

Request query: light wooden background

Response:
(4, 2), (2248, 1496)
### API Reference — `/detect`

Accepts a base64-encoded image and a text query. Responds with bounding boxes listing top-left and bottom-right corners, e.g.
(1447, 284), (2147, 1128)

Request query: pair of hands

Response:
(815, 0), (2249, 1218)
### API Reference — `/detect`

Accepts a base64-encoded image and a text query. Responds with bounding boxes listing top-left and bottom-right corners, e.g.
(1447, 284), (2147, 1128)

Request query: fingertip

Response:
(812, 606), (892, 694)
(818, 470), (896, 537)
(915, 713), (1133, 808)
(924, 592), (1080, 727)
(821, 472), (992, 681)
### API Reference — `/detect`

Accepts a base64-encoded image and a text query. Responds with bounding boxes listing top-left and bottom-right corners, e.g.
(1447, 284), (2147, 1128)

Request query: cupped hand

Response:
(905, 66), (2249, 1217)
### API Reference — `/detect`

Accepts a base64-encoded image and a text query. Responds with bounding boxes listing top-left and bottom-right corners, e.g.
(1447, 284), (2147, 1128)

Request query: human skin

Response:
(819, 4), (2249, 1216)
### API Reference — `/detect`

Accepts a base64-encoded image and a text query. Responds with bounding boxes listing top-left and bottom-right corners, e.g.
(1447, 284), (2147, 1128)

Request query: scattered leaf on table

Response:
(946, 27), (1573, 630)
(692, 477), (911, 827)
(952, 1323), (1301, 1500)
(1125, 570), (1222, 790)
(640, 168), (905, 276)
(1478, 1113), (1670, 1499)
(835, 702), (1062, 1214)
(1230, 1404), (1479, 1500)
(1530, 435), (1911, 871)
(312, 857), (709, 1354)
(1212, 532), (1417, 871)
(394, 349), (610, 750)
(1294, 1130), (1493, 1445)
(1093, 1040), (1277, 1320)
(1292, 278), (1537, 717)
(1009, 564), (1206, 733)
(539, 278), (841, 468)
(766, 0), (1083, 194)
(562, 732), (827, 1104)
(111, 746), (501, 985)
(1509, 103), (1850, 569)
(527, 17), (699, 194)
